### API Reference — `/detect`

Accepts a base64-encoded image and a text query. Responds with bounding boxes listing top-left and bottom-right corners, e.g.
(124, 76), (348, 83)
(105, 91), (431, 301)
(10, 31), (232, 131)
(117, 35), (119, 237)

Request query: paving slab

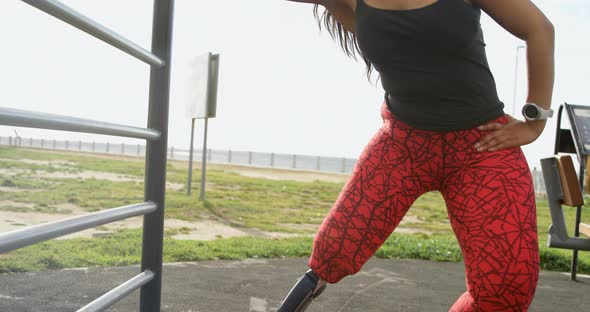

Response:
(0, 258), (588, 311)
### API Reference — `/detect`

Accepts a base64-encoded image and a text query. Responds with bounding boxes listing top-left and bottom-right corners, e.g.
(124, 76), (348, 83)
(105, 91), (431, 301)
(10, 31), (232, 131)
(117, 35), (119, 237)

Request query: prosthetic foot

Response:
(277, 269), (326, 312)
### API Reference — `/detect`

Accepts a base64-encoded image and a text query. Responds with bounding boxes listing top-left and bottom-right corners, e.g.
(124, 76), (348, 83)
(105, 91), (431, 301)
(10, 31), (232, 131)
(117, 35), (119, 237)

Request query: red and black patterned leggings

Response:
(309, 104), (539, 311)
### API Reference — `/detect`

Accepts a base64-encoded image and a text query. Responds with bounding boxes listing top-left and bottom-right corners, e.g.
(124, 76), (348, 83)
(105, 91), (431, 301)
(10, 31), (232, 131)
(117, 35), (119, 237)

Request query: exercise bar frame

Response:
(0, 1), (174, 311)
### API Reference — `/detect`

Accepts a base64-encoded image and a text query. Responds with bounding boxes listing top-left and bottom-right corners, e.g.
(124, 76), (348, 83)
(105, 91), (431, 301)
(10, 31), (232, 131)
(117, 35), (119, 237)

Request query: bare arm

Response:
(477, 0), (555, 131)
(285, 0), (325, 4)
(324, 0), (356, 33)
(286, 0), (356, 33)
(474, 0), (555, 151)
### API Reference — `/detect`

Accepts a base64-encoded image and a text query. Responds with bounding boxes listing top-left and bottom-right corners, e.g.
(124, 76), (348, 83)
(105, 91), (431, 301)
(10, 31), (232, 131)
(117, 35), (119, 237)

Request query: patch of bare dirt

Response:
(0, 203), (89, 238)
(0, 201), (35, 209)
(167, 219), (250, 240)
(0, 158), (76, 167)
(226, 166), (349, 183)
(0, 167), (183, 190)
(0, 168), (28, 177)
(396, 215), (433, 235)
(0, 202), (297, 241)
(0, 186), (42, 193)
(38, 170), (141, 182)
(168, 161), (350, 184)
(395, 228), (433, 235)
(278, 223), (319, 232)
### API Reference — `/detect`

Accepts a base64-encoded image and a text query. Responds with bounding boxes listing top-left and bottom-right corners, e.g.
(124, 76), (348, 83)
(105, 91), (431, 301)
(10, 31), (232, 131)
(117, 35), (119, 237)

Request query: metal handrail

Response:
(0, 107), (161, 140)
(77, 270), (155, 312)
(20, 0), (165, 67)
(0, 202), (158, 254)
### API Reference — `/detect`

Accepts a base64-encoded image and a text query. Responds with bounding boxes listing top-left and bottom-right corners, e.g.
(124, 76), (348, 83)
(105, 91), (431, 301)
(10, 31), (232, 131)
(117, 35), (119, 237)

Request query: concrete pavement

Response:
(1, 258), (589, 311)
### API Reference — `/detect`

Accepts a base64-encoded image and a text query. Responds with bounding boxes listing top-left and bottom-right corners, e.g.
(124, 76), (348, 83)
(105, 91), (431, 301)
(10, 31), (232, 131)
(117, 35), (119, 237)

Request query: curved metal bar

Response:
(0, 202), (158, 254)
(0, 107), (161, 140)
(20, 0), (165, 67)
(77, 270), (155, 312)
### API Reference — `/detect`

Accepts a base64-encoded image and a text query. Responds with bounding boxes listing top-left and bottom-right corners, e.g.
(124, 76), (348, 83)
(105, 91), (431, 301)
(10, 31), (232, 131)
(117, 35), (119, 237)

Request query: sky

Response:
(1, 0), (589, 170)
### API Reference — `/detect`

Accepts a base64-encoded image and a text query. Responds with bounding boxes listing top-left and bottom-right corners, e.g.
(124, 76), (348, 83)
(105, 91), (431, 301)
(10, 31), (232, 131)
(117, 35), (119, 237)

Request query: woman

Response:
(279, 0), (554, 311)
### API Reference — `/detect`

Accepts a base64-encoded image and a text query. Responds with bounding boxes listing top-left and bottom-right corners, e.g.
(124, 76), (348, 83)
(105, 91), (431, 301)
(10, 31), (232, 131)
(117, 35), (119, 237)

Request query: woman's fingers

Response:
(475, 131), (509, 151)
(475, 118), (542, 152)
(477, 122), (503, 131)
(475, 123), (506, 151)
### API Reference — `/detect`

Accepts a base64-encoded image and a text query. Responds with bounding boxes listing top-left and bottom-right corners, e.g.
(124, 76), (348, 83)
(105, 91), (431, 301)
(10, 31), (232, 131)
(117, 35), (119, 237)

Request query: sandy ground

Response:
(217, 165), (350, 183)
(0, 154), (425, 241)
(0, 167), (183, 190)
(0, 155), (345, 240)
(0, 198), (301, 241)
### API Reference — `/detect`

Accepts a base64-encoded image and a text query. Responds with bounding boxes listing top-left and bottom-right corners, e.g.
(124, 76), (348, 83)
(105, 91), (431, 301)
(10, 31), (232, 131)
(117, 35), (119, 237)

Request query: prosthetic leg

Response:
(276, 269), (327, 312)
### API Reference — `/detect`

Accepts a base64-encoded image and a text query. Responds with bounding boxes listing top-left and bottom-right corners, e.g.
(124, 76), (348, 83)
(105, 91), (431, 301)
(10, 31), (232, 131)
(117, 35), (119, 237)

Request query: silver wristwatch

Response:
(522, 102), (554, 121)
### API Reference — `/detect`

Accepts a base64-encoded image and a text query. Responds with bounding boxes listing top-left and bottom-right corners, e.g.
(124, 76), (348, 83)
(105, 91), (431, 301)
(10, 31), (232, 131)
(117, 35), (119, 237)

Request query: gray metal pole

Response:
(140, 0), (174, 311)
(571, 156), (586, 280)
(199, 118), (209, 201)
(187, 118), (195, 195)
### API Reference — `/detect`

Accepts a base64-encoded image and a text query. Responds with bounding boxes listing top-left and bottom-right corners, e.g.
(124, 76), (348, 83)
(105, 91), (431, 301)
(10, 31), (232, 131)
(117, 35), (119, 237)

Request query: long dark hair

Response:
(313, 5), (375, 80)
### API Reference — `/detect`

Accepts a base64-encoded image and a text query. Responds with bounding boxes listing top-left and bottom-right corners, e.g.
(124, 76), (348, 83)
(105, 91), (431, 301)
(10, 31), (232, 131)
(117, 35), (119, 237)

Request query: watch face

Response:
(524, 105), (539, 118)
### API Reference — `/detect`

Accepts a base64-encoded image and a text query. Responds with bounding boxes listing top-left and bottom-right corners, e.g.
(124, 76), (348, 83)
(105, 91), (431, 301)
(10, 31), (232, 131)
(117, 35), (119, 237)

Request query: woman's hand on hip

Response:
(474, 115), (545, 152)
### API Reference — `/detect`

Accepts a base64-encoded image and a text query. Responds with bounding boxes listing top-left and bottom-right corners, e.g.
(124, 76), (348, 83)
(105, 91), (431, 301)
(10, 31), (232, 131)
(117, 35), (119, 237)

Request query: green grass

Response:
(0, 147), (589, 274)
(0, 148), (340, 231)
(0, 230), (312, 273)
(2, 230), (587, 274)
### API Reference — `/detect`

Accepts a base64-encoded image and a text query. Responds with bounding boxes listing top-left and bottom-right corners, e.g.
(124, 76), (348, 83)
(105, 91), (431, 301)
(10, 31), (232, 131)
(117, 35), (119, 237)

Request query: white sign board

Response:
(186, 52), (219, 119)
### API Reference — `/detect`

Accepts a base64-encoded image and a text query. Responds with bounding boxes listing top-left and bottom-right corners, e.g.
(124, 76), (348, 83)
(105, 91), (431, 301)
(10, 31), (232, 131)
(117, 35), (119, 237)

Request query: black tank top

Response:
(355, 0), (505, 131)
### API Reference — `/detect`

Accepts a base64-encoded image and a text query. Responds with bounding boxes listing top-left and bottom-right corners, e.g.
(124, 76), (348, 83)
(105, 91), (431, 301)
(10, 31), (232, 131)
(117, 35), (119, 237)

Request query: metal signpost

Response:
(186, 52), (219, 199)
